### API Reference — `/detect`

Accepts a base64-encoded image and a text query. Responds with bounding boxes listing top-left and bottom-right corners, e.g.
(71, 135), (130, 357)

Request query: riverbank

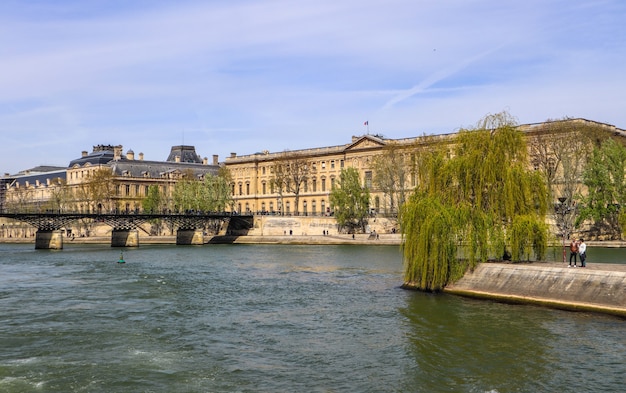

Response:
(442, 262), (626, 318)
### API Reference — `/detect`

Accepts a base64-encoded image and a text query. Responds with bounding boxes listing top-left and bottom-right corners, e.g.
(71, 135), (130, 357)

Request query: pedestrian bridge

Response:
(0, 212), (253, 249)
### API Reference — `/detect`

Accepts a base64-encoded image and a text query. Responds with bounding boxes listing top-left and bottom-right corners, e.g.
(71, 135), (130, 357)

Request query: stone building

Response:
(2, 144), (220, 215)
(223, 118), (626, 220)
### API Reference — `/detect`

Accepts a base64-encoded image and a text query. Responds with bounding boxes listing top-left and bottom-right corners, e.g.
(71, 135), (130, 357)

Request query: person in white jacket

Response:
(578, 239), (587, 267)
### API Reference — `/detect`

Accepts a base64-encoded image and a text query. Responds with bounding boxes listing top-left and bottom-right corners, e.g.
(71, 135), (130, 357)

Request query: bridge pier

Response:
(111, 229), (139, 247)
(35, 230), (64, 250)
(176, 229), (205, 245)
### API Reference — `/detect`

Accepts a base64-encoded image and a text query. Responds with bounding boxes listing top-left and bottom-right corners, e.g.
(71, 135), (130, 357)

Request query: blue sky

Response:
(1, 0), (625, 174)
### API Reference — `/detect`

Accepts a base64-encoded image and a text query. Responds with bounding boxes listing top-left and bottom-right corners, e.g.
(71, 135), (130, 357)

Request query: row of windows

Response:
(234, 177), (337, 196)
(257, 159), (345, 176)
(233, 170), (375, 197)
(237, 199), (329, 215)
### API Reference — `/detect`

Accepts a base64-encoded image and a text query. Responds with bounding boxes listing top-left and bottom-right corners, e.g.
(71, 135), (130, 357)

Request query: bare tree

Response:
(48, 177), (71, 213)
(271, 151), (313, 215)
(6, 183), (34, 213)
(77, 167), (116, 213)
(371, 143), (409, 215)
(528, 118), (605, 239)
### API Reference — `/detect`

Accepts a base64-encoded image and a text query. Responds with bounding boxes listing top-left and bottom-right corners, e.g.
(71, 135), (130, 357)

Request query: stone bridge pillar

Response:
(176, 229), (204, 245)
(111, 229), (139, 247)
(35, 230), (64, 250)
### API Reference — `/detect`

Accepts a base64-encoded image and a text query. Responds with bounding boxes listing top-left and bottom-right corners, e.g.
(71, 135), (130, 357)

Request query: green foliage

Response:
(509, 215), (548, 261)
(401, 112), (549, 290)
(142, 185), (163, 213)
(578, 138), (626, 238)
(329, 167), (370, 232)
(401, 195), (459, 290)
(172, 170), (233, 213)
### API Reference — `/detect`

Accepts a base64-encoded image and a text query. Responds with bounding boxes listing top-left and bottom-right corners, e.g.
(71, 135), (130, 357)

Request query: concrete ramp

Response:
(444, 263), (626, 317)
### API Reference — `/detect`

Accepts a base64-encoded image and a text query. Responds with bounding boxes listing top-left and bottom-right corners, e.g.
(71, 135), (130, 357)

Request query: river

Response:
(0, 244), (624, 392)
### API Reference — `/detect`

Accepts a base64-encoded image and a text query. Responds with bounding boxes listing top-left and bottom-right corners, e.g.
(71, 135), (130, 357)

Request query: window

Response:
(286, 202), (291, 214)
(145, 186), (149, 196)
(262, 167), (266, 175)
(312, 178), (317, 192)
(365, 171), (372, 189)
(330, 177), (335, 189)
(246, 183), (250, 195)
(270, 202), (274, 212)
(321, 161), (326, 169)
(321, 200), (326, 215)
(331, 160), (335, 169)
(125, 185), (130, 196)
(321, 178), (326, 192)
(262, 182), (267, 195)
(239, 184), (243, 195)
(340, 160), (344, 168)
(135, 185), (140, 196)
(312, 200), (316, 215)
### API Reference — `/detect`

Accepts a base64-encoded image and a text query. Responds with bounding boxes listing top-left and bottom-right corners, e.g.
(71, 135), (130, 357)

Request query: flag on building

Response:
(364, 121), (368, 126)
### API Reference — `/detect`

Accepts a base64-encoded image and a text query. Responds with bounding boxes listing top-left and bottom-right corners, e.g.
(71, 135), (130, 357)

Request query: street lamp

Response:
(556, 197), (569, 263)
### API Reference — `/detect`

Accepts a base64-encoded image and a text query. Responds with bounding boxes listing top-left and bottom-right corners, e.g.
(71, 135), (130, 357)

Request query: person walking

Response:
(578, 239), (587, 267)
(569, 238), (579, 267)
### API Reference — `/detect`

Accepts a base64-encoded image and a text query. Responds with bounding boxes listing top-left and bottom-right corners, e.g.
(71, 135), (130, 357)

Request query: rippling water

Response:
(0, 244), (624, 392)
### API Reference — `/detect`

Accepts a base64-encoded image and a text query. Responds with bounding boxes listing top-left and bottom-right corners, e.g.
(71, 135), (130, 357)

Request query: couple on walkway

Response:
(569, 238), (587, 267)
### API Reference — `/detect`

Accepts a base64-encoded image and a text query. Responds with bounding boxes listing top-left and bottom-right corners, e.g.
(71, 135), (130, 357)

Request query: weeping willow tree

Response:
(401, 112), (549, 291)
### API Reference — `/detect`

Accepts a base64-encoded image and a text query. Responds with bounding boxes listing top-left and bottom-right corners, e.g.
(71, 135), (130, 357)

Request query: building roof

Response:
(166, 145), (204, 163)
(110, 160), (219, 179)
(5, 168), (67, 188)
(68, 146), (117, 167)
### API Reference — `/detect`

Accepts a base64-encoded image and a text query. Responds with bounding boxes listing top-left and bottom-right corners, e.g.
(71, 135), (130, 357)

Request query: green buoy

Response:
(118, 251), (126, 264)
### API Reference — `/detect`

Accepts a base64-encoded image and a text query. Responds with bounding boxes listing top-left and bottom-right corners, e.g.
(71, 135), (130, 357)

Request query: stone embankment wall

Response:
(247, 215), (398, 236)
(444, 263), (626, 317)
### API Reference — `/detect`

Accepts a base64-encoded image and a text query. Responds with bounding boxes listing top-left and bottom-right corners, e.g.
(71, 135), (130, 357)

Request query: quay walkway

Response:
(443, 262), (626, 318)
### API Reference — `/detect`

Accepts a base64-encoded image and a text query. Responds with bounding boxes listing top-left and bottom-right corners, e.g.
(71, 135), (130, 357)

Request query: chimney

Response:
(114, 145), (123, 161)
(126, 150), (135, 160)
(139, 152), (144, 161)
(81, 150), (88, 157)
(212, 155), (219, 165)
(230, 152), (237, 158)
(202, 157), (208, 165)
(175, 155), (180, 163)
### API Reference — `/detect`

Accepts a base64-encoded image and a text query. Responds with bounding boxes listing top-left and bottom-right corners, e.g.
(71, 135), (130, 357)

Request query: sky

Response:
(1, 0), (625, 175)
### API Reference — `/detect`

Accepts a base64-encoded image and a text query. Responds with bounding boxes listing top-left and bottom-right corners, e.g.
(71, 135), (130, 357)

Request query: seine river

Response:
(1, 243), (624, 393)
